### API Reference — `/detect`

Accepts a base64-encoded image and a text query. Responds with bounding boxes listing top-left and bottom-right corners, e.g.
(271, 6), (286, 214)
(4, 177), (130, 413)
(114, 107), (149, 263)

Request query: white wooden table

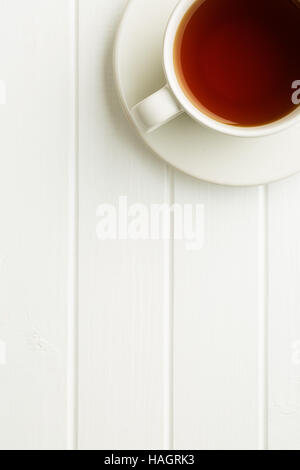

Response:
(0, 0), (299, 450)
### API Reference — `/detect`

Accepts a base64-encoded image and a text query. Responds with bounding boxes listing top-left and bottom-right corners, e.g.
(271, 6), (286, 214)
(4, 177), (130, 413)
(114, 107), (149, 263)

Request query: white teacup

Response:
(131, 0), (300, 138)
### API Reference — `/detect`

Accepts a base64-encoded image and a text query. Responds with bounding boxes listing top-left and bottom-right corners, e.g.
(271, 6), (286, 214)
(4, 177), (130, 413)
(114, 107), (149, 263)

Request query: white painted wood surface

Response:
(0, 0), (299, 450)
(268, 176), (300, 450)
(78, 0), (166, 450)
(0, 0), (71, 450)
(173, 176), (263, 450)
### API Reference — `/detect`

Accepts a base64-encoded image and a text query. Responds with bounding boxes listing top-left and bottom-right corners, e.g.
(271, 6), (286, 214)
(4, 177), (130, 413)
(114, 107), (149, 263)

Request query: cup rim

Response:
(163, 0), (300, 138)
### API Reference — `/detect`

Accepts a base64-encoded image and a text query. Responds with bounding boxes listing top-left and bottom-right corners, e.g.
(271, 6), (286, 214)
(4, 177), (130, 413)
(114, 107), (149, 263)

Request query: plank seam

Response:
(258, 184), (269, 450)
(67, 0), (79, 451)
(164, 165), (174, 450)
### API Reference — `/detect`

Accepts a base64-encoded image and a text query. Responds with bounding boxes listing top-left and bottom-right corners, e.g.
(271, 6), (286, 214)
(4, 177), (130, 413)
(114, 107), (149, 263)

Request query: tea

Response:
(174, 0), (300, 127)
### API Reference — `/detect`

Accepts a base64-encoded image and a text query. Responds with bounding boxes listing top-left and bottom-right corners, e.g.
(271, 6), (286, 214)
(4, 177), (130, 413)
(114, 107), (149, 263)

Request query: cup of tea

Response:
(132, 0), (300, 137)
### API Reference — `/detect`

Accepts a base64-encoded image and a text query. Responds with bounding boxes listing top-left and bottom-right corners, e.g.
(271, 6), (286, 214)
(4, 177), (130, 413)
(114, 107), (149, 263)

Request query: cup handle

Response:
(131, 85), (183, 134)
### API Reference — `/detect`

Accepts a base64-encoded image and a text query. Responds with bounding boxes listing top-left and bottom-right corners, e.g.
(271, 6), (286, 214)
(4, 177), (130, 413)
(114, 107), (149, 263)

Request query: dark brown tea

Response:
(174, 0), (300, 127)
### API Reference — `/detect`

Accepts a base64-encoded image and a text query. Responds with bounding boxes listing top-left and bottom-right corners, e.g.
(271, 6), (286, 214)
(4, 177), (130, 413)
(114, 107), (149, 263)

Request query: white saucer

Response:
(114, 0), (300, 186)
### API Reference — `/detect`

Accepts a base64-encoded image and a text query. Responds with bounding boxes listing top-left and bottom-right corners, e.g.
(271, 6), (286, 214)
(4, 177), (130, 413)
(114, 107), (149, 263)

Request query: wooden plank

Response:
(0, 0), (71, 450)
(173, 172), (263, 450)
(268, 175), (300, 450)
(77, 0), (167, 449)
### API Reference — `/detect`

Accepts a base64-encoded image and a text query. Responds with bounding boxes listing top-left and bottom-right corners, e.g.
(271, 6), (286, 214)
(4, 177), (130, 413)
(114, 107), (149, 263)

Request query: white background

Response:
(0, 0), (300, 450)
